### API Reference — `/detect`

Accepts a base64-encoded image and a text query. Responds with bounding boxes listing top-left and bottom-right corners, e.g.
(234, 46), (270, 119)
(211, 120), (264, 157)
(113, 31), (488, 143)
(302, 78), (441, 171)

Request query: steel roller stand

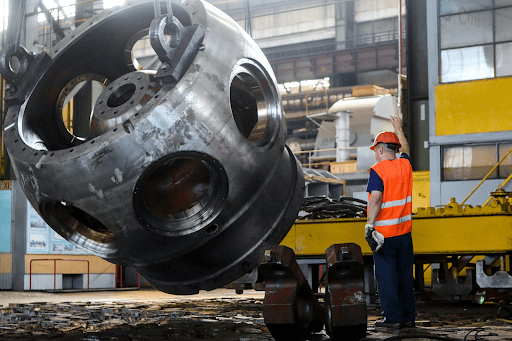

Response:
(258, 244), (367, 341)
(324, 244), (367, 341)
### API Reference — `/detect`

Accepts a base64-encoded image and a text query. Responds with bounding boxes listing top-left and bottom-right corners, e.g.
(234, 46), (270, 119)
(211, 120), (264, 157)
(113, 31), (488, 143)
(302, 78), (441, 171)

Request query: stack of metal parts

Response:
(299, 196), (367, 220)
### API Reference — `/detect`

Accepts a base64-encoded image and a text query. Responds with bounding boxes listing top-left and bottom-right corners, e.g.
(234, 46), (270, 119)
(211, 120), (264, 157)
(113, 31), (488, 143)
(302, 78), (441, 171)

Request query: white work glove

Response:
(365, 224), (384, 252)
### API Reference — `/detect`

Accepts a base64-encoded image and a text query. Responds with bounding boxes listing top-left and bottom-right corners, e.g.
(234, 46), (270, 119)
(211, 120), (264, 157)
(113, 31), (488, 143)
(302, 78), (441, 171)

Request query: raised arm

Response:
(391, 116), (410, 155)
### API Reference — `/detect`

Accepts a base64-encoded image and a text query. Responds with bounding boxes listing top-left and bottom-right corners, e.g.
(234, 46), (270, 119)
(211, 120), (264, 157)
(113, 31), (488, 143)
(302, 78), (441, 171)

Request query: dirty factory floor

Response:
(0, 289), (511, 340)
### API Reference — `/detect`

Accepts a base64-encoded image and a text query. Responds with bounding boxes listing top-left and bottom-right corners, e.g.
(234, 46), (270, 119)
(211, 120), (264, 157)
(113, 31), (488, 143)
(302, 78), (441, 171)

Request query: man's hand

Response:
(390, 115), (410, 155)
(390, 116), (402, 132)
(365, 224), (384, 252)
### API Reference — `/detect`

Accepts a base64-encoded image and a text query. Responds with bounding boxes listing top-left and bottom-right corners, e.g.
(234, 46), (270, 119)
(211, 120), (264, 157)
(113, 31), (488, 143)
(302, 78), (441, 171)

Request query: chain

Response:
(153, 0), (173, 19)
(7, 0), (27, 52)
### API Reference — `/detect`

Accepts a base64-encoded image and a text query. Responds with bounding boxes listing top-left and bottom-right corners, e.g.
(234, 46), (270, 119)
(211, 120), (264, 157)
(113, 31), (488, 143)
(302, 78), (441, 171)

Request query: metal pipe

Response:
(397, 0), (402, 114)
(461, 146), (512, 205)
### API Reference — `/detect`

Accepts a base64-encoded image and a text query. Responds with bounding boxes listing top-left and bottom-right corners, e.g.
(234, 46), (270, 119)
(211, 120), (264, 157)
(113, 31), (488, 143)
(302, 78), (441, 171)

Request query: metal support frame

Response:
(324, 244), (367, 341)
(476, 259), (512, 289)
(257, 244), (367, 341)
(432, 266), (476, 300)
(257, 246), (324, 341)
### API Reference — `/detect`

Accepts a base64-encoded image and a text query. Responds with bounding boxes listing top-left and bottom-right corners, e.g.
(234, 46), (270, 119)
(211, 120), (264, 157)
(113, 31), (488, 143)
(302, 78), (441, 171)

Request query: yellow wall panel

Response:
(435, 77), (512, 135)
(0, 253), (12, 274)
(412, 171), (430, 213)
(25, 255), (115, 274)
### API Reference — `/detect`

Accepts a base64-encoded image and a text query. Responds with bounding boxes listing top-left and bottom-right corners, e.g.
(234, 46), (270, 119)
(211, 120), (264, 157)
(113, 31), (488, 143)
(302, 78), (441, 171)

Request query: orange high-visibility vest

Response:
(368, 158), (413, 238)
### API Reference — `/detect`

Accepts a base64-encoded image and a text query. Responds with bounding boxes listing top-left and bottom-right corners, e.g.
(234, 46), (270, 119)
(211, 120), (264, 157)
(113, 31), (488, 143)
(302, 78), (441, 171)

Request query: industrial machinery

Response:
(257, 244), (366, 341)
(0, 0), (304, 295)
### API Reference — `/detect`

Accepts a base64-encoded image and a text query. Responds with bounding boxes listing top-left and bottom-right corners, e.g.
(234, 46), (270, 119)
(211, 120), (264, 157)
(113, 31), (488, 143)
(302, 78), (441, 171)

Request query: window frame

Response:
(438, 1), (512, 83)
(441, 142), (512, 181)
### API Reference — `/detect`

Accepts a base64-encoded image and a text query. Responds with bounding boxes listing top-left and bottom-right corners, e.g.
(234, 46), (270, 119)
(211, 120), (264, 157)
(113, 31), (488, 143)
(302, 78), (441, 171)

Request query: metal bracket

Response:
(149, 1), (205, 84)
(0, 44), (34, 85)
(432, 268), (476, 299)
(476, 260), (512, 289)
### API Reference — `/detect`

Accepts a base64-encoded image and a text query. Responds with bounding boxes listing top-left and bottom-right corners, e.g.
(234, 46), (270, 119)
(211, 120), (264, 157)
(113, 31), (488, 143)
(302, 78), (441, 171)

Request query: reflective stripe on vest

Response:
(374, 214), (412, 227)
(380, 195), (412, 209)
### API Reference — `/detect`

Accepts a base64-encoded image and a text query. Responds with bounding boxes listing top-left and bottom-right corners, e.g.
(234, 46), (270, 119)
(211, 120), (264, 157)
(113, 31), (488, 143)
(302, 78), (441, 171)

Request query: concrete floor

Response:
(0, 287), (264, 307)
(0, 288), (511, 340)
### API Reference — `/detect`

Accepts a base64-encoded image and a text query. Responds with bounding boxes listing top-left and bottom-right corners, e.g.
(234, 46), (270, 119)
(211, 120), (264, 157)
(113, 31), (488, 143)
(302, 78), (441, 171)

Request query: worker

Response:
(365, 116), (415, 329)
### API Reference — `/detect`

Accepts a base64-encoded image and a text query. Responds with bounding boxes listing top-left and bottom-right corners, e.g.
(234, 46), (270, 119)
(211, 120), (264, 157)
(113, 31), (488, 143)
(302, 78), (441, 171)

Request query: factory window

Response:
(439, 0), (492, 15)
(499, 143), (512, 177)
(439, 1), (512, 82)
(442, 143), (512, 181)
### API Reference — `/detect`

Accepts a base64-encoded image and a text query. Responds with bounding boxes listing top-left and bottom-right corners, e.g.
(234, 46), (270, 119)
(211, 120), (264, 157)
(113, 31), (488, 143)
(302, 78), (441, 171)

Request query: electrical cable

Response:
(463, 327), (498, 340)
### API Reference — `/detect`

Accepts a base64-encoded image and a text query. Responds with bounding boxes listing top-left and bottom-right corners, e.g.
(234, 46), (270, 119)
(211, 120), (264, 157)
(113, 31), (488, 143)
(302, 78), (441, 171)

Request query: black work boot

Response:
(403, 321), (415, 328)
(375, 319), (402, 329)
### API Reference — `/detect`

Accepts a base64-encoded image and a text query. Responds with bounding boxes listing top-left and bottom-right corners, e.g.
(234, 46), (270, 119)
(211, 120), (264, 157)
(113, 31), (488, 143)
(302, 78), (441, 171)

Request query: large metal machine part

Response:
(0, 0), (304, 294)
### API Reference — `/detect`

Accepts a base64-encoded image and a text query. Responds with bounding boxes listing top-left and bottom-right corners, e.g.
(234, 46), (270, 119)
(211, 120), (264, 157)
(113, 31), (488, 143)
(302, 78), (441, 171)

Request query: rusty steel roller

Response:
(1, 0), (304, 294)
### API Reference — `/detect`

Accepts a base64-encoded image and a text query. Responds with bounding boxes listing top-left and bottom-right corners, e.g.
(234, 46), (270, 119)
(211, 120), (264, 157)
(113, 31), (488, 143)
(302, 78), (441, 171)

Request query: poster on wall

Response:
(0, 188), (12, 252)
(26, 201), (90, 255)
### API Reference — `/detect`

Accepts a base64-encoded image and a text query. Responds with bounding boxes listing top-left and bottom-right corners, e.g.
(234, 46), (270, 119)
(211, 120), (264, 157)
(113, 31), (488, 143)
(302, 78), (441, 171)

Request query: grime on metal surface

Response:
(0, 0), (304, 295)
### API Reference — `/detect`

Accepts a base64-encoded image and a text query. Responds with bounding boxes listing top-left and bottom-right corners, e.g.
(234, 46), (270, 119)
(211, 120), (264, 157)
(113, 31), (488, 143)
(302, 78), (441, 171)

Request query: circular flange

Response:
(93, 71), (150, 120)
(133, 151), (229, 237)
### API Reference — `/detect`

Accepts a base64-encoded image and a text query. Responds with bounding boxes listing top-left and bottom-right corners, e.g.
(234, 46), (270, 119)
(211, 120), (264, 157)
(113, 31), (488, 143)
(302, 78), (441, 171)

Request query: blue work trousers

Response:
(373, 232), (415, 324)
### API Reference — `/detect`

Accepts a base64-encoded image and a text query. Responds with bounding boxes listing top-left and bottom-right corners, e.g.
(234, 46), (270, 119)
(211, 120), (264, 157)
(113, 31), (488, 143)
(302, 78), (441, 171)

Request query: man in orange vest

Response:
(365, 116), (415, 329)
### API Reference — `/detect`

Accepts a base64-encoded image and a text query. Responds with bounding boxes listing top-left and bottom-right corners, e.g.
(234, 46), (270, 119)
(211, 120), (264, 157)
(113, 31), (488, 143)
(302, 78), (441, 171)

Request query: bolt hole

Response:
(69, 149), (74, 152)
(113, 128), (118, 132)
(205, 224), (219, 235)
(91, 140), (95, 144)
(108, 83), (136, 108)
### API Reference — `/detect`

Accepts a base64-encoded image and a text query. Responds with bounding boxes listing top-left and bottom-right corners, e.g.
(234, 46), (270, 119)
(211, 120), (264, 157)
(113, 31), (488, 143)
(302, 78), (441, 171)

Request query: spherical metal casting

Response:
(1, 0), (304, 294)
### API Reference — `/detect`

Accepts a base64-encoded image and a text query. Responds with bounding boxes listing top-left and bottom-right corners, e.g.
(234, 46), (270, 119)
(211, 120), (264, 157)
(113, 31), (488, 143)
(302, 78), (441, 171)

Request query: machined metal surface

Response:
(0, 0), (304, 294)
(476, 260), (512, 288)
